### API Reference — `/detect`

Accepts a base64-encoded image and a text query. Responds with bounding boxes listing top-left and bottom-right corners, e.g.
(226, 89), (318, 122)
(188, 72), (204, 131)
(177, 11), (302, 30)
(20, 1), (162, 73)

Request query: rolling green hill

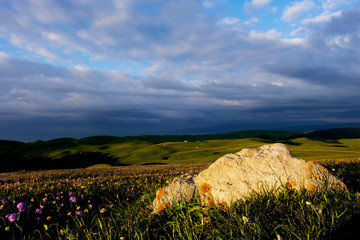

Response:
(1, 128), (360, 172)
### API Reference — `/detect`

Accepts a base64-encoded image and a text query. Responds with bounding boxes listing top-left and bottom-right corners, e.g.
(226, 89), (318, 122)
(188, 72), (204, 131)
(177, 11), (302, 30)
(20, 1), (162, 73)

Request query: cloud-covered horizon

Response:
(1, 0), (360, 141)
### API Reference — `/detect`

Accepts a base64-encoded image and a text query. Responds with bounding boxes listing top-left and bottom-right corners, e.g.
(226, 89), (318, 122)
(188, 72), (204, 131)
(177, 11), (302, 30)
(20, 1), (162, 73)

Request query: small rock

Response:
(152, 174), (198, 213)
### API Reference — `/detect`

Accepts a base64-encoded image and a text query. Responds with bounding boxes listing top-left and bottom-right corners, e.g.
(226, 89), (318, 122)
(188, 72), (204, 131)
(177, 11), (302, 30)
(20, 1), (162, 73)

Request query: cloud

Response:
(282, 0), (316, 22)
(321, 0), (352, 9)
(0, 1), (360, 140)
(244, 0), (272, 11)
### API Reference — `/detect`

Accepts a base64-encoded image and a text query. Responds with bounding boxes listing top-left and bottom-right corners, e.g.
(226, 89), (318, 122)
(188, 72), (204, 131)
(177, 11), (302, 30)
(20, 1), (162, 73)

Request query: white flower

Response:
(306, 201), (311, 205)
(242, 216), (249, 223)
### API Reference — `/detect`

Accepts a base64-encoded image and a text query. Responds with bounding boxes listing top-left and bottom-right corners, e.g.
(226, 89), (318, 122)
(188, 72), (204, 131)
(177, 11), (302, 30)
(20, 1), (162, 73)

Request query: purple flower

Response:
(20, 193), (26, 197)
(56, 192), (62, 198)
(69, 191), (73, 196)
(35, 208), (43, 214)
(70, 196), (77, 203)
(80, 194), (85, 198)
(6, 213), (18, 222)
(17, 202), (27, 212)
(36, 217), (42, 224)
(75, 211), (83, 217)
(2, 198), (8, 204)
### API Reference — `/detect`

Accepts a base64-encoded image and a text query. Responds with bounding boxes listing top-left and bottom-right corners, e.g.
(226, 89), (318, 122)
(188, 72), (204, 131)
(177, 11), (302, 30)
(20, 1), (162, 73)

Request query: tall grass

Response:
(0, 161), (359, 239)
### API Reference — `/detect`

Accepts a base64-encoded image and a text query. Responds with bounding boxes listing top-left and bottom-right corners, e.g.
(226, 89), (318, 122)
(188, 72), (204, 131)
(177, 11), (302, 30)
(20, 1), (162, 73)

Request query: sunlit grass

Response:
(0, 160), (359, 239)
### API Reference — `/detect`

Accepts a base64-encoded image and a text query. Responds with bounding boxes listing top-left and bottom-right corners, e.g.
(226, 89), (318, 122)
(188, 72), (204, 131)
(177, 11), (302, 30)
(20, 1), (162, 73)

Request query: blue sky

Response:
(0, 0), (360, 141)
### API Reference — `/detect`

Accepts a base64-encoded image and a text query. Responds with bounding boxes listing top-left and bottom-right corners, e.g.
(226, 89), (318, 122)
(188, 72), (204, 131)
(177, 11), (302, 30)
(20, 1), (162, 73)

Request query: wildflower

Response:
(306, 201), (311, 205)
(100, 208), (106, 213)
(20, 193), (26, 197)
(56, 192), (62, 198)
(42, 197), (48, 202)
(36, 217), (42, 224)
(2, 199), (8, 204)
(17, 202), (27, 212)
(47, 216), (51, 221)
(35, 208), (43, 214)
(44, 224), (48, 231)
(60, 229), (64, 235)
(241, 216), (249, 223)
(70, 196), (77, 203)
(75, 210), (83, 216)
(76, 206), (81, 210)
(88, 204), (93, 209)
(84, 209), (89, 213)
(120, 237), (125, 240)
(67, 212), (72, 216)
(6, 213), (18, 222)
(5, 226), (10, 231)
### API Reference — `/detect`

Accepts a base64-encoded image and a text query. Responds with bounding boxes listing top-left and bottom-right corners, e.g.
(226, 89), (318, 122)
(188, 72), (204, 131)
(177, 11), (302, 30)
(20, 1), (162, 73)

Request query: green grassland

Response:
(1, 128), (360, 172)
(1, 128), (360, 239)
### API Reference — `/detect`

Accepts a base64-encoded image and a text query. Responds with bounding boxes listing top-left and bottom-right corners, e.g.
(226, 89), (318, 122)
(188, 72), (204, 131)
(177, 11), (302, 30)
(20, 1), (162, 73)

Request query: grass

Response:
(2, 129), (360, 171)
(0, 159), (360, 239)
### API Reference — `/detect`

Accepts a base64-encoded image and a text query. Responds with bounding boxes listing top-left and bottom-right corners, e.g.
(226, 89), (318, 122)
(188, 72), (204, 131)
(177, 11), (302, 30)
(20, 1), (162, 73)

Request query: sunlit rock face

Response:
(153, 143), (346, 212)
(196, 143), (346, 208)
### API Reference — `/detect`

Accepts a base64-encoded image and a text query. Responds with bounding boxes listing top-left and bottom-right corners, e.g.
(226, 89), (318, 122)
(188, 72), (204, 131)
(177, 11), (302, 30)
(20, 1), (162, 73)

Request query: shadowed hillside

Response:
(1, 128), (360, 172)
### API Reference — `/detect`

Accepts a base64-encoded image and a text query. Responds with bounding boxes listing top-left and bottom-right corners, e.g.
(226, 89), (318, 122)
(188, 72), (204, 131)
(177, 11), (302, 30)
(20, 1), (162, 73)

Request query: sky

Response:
(0, 0), (360, 142)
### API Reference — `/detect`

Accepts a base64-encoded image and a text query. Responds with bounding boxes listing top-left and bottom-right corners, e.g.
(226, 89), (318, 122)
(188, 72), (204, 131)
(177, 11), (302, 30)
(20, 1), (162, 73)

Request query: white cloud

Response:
(244, 0), (272, 10)
(302, 10), (342, 24)
(321, 0), (351, 10)
(282, 0), (316, 22)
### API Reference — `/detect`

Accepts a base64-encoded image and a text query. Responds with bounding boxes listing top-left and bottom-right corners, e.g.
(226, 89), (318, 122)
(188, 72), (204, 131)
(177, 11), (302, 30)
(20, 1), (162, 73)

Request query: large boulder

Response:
(196, 143), (347, 208)
(152, 174), (198, 213)
(152, 143), (347, 212)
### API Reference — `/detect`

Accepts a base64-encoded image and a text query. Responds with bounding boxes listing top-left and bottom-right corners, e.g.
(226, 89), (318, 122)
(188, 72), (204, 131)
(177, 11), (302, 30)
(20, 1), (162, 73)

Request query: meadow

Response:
(1, 129), (360, 239)
(0, 157), (360, 239)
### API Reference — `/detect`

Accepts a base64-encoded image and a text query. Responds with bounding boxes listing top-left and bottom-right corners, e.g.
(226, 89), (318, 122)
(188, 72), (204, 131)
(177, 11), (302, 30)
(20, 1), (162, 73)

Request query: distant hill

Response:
(0, 128), (360, 172)
(305, 128), (360, 140)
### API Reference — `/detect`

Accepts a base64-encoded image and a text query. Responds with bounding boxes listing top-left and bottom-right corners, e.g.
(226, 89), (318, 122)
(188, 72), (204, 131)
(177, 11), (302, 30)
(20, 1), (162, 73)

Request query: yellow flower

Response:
(0, 205), (3, 210)
(67, 212), (72, 216)
(60, 229), (64, 235)
(31, 198), (35, 202)
(76, 206), (81, 210)
(120, 237), (125, 240)
(5, 226), (10, 231)
(100, 208), (106, 213)
(44, 224), (48, 231)
(47, 216), (51, 221)
(89, 204), (92, 209)
(84, 209), (89, 213)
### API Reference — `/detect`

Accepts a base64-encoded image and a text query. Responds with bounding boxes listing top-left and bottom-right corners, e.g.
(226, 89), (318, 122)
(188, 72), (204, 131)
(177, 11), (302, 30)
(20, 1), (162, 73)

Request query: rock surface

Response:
(152, 174), (198, 213)
(153, 143), (347, 212)
(196, 143), (347, 208)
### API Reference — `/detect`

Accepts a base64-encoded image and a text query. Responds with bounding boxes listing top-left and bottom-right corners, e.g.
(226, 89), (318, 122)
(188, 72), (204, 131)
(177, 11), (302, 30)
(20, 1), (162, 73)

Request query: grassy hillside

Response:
(1, 128), (360, 172)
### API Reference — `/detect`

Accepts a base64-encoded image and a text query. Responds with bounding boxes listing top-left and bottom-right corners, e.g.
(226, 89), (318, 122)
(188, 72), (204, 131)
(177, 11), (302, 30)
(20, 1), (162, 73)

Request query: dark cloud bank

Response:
(0, 1), (359, 141)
